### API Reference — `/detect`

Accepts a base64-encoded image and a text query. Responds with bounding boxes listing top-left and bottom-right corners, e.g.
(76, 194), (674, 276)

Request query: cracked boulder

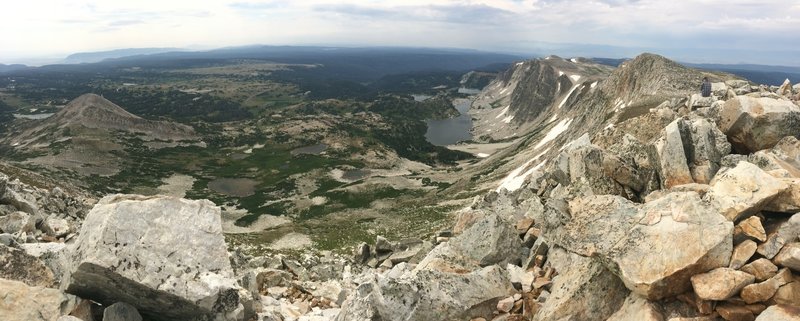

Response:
(62, 194), (242, 321)
(655, 117), (730, 189)
(607, 192), (733, 300)
(417, 212), (522, 271)
(534, 247), (629, 321)
(704, 161), (788, 221)
(718, 96), (800, 153)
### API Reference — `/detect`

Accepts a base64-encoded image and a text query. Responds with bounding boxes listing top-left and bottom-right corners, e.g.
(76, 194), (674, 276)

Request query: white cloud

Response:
(0, 0), (798, 65)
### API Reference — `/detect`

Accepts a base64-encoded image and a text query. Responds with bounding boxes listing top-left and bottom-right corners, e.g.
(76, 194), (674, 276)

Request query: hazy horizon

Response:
(2, 0), (799, 66)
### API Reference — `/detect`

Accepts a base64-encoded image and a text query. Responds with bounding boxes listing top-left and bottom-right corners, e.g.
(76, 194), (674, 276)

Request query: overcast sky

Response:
(2, 0), (799, 65)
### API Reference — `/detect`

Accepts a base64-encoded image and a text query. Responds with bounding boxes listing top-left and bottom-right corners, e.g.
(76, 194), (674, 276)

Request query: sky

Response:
(1, 0), (799, 66)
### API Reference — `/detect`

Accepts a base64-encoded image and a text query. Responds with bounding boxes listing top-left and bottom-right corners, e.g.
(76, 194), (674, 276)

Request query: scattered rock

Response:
(705, 161), (788, 221)
(103, 302), (143, 321)
(0, 211), (33, 234)
(741, 259), (780, 282)
(730, 240), (758, 270)
(774, 242), (800, 271)
(758, 213), (800, 259)
(546, 195), (640, 258)
(62, 195), (242, 321)
(770, 281), (800, 306)
(497, 296), (515, 313)
(716, 303), (755, 321)
(43, 216), (71, 238)
(734, 216), (767, 243)
(755, 304), (800, 320)
(740, 268), (793, 304)
(777, 79), (794, 97)
(691, 267), (755, 301)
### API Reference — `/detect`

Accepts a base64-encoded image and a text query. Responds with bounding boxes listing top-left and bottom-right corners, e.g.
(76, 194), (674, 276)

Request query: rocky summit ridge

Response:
(1, 53), (800, 321)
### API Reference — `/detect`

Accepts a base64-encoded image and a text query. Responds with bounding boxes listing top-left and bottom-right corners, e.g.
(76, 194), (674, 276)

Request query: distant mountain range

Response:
(2, 46), (799, 85)
(0, 63), (28, 73)
(62, 48), (184, 64)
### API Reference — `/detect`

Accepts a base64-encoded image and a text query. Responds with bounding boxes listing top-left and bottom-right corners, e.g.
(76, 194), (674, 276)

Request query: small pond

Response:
(342, 169), (371, 181)
(291, 143), (328, 155)
(208, 178), (258, 197)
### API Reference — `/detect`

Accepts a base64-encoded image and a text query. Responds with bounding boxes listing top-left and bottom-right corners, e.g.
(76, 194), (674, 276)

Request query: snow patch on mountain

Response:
(535, 118), (573, 150)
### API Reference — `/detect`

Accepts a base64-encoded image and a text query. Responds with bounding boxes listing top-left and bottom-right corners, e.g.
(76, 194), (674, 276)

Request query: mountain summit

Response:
(48, 93), (196, 140)
(8, 93), (197, 148)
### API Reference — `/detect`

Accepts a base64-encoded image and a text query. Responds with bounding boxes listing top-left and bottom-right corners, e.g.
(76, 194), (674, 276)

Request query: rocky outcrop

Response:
(718, 96), (800, 153)
(0, 278), (79, 321)
(62, 194), (243, 321)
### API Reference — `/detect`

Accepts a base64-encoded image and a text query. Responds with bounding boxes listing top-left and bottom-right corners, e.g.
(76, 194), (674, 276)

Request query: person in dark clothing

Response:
(701, 77), (712, 97)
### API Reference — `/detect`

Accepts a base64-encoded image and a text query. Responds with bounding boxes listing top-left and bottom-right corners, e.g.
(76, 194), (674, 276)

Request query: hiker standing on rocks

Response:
(701, 77), (712, 97)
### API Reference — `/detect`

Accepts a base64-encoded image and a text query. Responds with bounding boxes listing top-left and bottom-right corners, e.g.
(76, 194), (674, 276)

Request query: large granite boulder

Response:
(335, 264), (514, 321)
(704, 161), (788, 221)
(718, 96), (800, 153)
(62, 194), (242, 321)
(655, 118), (730, 188)
(655, 119), (694, 188)
(547, 195), (640, 257)
(417, 212), (523, 271)
(607, 192), (733, 300)
(534, 247), (629, 321)
(0, 278), (79, 321)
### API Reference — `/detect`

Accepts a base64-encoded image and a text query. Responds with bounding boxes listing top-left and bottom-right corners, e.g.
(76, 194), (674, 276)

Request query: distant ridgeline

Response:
(592, 57), (800, 86)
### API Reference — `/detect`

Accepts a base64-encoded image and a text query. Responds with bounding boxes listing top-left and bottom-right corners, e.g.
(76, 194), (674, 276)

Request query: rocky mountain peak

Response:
(52, 93), (143, 125)
(48, 93), (196, 140)
(4, 93), (198, 150)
